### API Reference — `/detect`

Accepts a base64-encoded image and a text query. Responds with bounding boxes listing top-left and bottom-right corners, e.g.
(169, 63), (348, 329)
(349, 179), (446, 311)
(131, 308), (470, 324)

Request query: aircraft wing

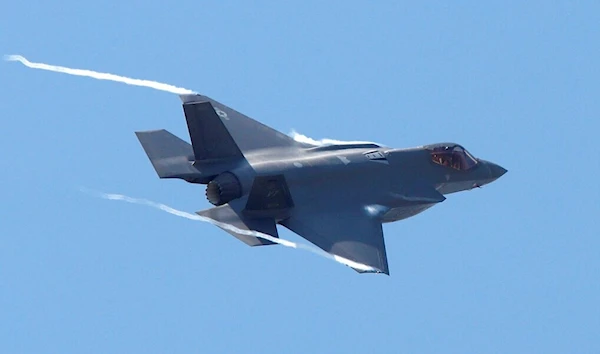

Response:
(280, 209), (389, 274)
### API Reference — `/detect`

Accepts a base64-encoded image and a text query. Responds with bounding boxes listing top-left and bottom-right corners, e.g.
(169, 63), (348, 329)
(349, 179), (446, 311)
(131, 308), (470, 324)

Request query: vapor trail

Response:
(5, 54), (381, 147)
(4, 54), (195, 95)
(289, 130), (380, 146)
(81, 188), (377, 273)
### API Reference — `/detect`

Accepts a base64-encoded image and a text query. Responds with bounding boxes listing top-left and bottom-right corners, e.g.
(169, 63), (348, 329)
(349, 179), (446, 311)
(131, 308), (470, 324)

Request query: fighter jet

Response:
(135, 94), (506, 275)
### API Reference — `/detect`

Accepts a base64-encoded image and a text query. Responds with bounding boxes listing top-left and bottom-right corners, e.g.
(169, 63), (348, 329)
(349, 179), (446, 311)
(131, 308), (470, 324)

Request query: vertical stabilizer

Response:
(182, 101), (244, 161)
(180, 94), (311, 153)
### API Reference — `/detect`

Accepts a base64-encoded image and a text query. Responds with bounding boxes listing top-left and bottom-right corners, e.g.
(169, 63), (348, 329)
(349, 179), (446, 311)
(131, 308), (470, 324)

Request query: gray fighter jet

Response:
(136, 94), (506, 274)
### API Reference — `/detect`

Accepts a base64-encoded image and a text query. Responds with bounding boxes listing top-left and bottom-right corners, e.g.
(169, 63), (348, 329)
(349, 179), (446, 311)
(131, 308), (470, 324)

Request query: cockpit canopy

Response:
(428, 144), (478, 171)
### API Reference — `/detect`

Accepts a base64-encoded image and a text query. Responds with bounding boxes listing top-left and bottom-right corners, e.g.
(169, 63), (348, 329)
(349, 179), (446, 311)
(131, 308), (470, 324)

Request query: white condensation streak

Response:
(82, 189), (377, 272)
(289, 130), (380, 146)
(5, 54), (381, 149)
(4, 54), (196, 95)
(4, 54), (379, 272)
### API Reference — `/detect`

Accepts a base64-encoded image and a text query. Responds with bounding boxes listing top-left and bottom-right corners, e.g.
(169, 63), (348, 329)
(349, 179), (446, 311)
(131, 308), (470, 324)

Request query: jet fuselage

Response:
(237, 143), (506, 224)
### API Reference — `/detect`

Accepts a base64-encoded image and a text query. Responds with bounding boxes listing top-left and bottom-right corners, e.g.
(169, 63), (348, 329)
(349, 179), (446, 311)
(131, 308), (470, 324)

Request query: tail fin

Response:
(135, 129), (243, 183)
(182, 100), (244, 161)
(136, 99), (252, 183)
(135, 129), (199, 179)
(137, 94), (307, 183)
(180, 94), (311, 153)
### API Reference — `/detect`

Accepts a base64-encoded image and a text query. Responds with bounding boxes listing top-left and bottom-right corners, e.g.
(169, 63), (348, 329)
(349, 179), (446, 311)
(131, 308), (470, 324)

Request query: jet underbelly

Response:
(381, 203), (436, 223)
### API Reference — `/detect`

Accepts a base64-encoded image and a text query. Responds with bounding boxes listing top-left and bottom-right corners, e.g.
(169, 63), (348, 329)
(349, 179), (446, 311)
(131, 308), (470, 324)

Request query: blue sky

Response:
(1, 1), (598, 353)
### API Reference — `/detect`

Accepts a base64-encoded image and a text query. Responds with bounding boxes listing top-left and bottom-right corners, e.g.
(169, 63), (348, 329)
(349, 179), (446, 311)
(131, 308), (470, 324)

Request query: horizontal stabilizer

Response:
(135, 130), (199, 179)
(197, 204), (279, 247)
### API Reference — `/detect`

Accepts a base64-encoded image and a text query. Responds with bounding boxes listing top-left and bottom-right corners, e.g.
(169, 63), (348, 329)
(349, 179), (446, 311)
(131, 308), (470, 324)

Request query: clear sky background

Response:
(1, 1), (598, 353)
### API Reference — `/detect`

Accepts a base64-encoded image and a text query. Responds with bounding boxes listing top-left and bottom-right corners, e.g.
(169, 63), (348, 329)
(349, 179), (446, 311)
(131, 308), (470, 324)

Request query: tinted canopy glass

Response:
(430, 145), (478, 171)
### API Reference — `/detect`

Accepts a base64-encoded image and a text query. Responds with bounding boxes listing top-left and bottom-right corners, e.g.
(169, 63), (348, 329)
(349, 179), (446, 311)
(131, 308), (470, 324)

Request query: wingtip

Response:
(353, 265), (389, 275)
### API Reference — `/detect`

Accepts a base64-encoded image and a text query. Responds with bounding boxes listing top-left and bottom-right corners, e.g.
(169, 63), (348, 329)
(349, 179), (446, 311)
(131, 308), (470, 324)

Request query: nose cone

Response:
(488, 162), (507, 180)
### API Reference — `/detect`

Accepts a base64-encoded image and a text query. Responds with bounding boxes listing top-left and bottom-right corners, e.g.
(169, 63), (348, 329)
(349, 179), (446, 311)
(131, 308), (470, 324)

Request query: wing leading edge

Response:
(280, 209), (389, 274)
